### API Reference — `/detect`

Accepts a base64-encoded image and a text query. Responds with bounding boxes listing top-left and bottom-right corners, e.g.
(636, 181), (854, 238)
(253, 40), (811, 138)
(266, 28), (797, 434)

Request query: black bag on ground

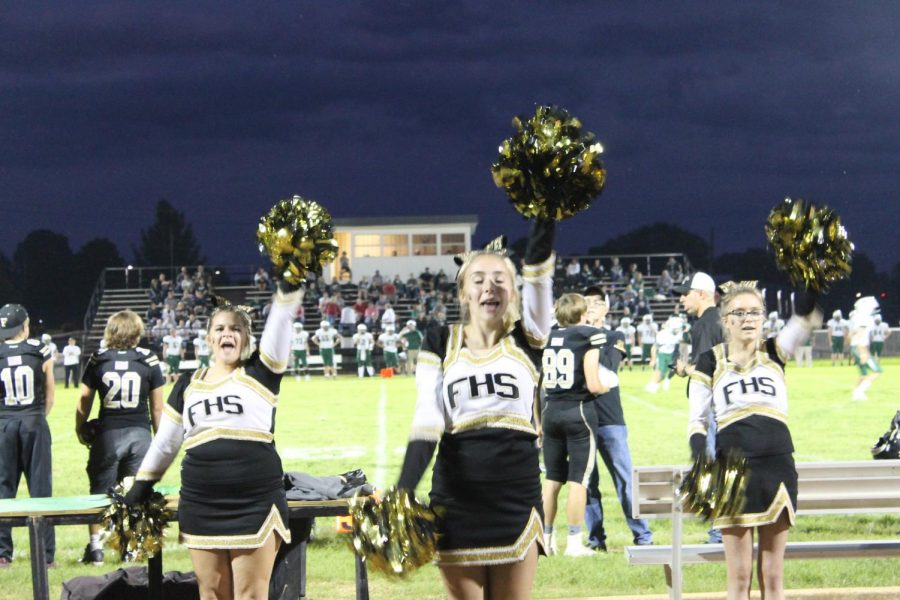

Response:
(871, 411), (900, 459)
(61, 566), (198, 600)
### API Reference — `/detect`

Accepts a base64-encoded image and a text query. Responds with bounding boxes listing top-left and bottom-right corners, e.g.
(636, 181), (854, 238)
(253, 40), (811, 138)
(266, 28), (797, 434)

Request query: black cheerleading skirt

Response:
(714, 452), (798, 529)
(429, 429), (544, 566)
(178, 439), (290, 550)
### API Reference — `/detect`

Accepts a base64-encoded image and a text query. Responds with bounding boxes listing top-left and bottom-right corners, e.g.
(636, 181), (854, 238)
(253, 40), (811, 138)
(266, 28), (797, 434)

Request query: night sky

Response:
(2, 2), (898, 271)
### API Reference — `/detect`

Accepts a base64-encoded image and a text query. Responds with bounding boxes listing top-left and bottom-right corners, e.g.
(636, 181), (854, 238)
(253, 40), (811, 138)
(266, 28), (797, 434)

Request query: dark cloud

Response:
(1, 1), (898, 271)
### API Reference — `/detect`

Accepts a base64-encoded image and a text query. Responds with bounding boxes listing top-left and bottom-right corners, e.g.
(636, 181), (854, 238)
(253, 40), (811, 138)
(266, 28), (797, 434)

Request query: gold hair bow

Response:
(718, 280), (759, 295)
(210, 294), (256, 324)
(453, 235), (508, 266)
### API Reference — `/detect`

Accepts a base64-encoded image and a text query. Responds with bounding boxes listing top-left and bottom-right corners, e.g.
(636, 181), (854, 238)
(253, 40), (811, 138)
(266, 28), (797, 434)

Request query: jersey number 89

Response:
(542, 348), (574, 390)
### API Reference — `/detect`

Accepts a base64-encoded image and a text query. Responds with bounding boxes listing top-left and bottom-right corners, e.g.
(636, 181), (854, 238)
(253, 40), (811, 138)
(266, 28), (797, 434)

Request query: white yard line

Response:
(375, 380), (389, 487)
(621, 392), (687, 417)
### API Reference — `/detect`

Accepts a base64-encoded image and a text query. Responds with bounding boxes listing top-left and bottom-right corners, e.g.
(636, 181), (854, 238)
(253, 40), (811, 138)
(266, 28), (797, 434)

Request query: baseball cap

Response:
(0, 304), (29, 340)
(672, 272), (716, 295)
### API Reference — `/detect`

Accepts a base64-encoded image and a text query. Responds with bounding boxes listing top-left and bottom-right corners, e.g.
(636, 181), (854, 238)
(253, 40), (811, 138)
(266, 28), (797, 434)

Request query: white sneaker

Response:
(305, 375), (311, 381)
(644, 382), (659, 394)
(663, 378), (671, 391)
(852, 389), (867, 401)
(564, 542), (595, 557)
(544, 533), (557, 556)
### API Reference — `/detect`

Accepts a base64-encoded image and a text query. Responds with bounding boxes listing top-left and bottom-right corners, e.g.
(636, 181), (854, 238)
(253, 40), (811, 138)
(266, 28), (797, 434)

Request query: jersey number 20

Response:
(542, 348), (574, 389)
(101, 372), (141, 409)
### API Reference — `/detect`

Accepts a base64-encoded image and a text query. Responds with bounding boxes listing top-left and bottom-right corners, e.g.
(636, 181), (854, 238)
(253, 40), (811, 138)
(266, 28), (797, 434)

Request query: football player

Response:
(849, 297), (882, 401)
(291, 323), (311, 380)
(0, 304), (56, 568)
(615, 317), (635, 371)
(644, 316), (681, 393)
(75, 310), (164, 564)
(193, 329), (211, 368)
(636, 314), (658, 370)
(763, 311), (785, 340)
(870, 314), (891, 364)
(312, 320), (342, 379)
(826, 309), (848, 366)
(352, 324), (375, 378)
(377, 324), (401, 373)
(161, 328), (184, 383)
(400, 320), (423, 375)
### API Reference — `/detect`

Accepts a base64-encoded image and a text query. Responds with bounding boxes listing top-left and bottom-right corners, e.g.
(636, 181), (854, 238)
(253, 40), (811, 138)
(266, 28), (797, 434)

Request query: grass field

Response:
(2, 359), (899, 599)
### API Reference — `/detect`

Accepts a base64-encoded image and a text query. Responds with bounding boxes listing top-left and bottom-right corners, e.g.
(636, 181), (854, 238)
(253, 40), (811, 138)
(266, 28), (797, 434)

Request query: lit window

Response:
(383, 234), (409, 257)
(354, 234), (381, 258)
(441, 233), (466, 255)
(413, 234), (437, 256)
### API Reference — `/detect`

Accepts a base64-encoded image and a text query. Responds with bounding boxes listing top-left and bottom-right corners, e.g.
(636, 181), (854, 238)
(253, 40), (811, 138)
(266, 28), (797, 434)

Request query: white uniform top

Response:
(381, 308), (396, 328)
(314, 328), (338, 349)
(871, 322), (890, 343)
(47, 342), (58, 361)
(617, 324), (636, 346)
(291, 330), (309, 351)
(352, 332), (375, 357)
(637, 322), (658, 345)
(379, 332), (401, 353)
(688, 314), (818, 440)
(62, 344), (82, 366)
(137, 290), (302, 481)
(409, 253), (553, 441)
(162, 335), (183, 357)
(193, 337), (210, 357)
(827, 318), (847, 338)
(656, 329), (679, 355)
(763, 318), (785, 339)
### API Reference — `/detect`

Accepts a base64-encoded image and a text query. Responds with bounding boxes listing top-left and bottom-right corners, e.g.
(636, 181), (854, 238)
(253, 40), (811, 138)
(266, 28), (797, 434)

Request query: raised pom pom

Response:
(348, 487), (439, 577)
(491, 105), (606, 221)
(765, 197), (853, 292)
(257, 196), (339, 285)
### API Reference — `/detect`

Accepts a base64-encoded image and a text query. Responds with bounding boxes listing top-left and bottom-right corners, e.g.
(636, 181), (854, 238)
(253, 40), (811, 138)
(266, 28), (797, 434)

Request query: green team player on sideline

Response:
(312, 320), (341, 379)
(870, 315), (890, 364)
(826, 309), (848, 366)
(644, 316), (681, 393)
(615, 316), (635, 371)
(291, 322), (310, 380)
(352, 324), (375, 378)
(636, 314), (657, 370)
(193, 329), (210, 367)
(849, 297), (882, 401)
(378, 324), (401, 372)
(400, 319), (424, 375)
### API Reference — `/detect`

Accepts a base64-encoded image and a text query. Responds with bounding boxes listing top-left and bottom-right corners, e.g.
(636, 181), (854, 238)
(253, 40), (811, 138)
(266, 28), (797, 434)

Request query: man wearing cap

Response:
(400, 320), (423, 375)
(0, 304), (56, 568)
(673, 272), (724, 544)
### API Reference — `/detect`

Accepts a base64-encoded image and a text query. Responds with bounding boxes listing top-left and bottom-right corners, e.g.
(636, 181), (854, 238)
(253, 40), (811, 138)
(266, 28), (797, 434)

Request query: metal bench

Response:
(627, 459), (900, 599)
(0, 495), (369, 600)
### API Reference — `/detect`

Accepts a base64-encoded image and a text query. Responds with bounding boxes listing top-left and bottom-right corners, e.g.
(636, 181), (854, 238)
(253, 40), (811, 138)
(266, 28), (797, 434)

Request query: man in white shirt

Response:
(62, 337), (82, 388)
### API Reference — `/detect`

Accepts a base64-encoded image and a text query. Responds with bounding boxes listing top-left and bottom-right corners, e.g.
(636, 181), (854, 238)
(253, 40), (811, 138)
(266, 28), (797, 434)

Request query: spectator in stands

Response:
(363, 303), (379, 329)
(177, 267), (194, 295)
(340, 304), (358, 336)
(382, 278), (397, 304)
(371, 270), (384, 289)
(254, 266), (271, 291)
(665, 256), (684, 281)
(688, 282), (819, 600)
(590, 258), (605, 281)
(158, 273), (172, 293)
(162, 290), (177, 311)
(627, 263), (641, 285)
(418, 267), (433, 291)
(174, 301), (189, 323)
(658, 269), (674, 296)
(339, 251), (351, 279)
(621, 284), (638, 314)
(381, 303), (397, 331)
(434, 268), (450, 292)
(405, 273), (420, 299)
(76, 310), (164, 566)
(320, 293), (341, 325)
(193, 265), (211, 292)
(145, 302), (162, 324)
(609, 256), (623, 282)
(147, 279), (163, 304)
(565, 257), (581, 286)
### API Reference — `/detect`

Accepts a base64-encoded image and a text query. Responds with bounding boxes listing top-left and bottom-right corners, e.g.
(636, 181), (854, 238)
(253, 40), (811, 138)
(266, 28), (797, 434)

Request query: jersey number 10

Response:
(1, 366), (35, 405)
(542, 348), (575, 390)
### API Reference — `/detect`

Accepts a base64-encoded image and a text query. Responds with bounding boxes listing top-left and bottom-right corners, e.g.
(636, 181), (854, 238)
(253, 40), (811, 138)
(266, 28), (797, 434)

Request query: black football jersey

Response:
(82, 347), (165, 431)
(0, 339), (52, 417)
(541, 325), (604, 403)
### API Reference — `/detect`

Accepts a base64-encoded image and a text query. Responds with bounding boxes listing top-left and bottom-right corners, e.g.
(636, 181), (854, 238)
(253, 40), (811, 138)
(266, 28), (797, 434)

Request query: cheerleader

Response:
(687, 282), (821, 600)
(397, 220), (554, 599)
(125, 285), (303, 599)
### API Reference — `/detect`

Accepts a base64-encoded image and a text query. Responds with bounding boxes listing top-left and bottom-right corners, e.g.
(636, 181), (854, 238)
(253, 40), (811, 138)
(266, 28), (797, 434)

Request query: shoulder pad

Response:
(137, 347), (151, 355)
(27, 339), (41, 346)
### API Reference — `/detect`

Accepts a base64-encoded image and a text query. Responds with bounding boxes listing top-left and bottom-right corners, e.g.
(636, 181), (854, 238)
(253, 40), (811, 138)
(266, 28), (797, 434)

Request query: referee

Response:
(672, 272), (724, 544)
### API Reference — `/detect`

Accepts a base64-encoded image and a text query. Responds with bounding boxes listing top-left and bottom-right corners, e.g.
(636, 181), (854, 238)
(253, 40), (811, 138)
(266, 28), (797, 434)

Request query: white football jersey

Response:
(763, 318), (785, 339)
(616, 324), (636, 345)
(379, 332), (401, 353)
(162, 335), (183, 356)
(637, 322), (658, 345)
(314, 328), (338, 349)
(656, 329), (679, 354)
(291, 330), (309, 351)
(826, 318), (846, 338)
(353, 332), (375, 351)
(871, 322), (889, 342)
(193, 337), (210, 356)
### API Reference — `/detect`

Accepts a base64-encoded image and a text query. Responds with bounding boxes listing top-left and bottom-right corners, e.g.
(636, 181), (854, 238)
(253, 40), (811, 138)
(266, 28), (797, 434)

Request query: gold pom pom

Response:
(257, 196), (339, 285)
(679, 450), (749, 521)
(765, 197), (853, 292)
(347, 487), (439, 577)
(491, 105), (606, 221)
(100, 478), (174, 561)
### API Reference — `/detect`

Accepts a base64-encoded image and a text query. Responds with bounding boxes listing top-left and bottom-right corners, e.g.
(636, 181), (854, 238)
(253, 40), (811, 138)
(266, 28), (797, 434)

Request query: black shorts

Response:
(87, 427), (152, 494)
(542, 401), (596, 486)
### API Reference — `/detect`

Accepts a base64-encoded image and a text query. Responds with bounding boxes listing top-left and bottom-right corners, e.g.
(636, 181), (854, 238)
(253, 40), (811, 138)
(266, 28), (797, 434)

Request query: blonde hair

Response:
(456, 252), (521, 331)
(104, 310), (144, 350)
(208, 306), (254, 362)
(554, 293), (587, 327)
(720, 282), (766, 342)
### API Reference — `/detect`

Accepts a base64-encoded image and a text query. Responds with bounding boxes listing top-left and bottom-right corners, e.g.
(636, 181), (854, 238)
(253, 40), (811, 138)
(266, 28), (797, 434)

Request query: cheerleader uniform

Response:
(398, 223), (554, 567)
(133, 290), (301, 549)
(687, 310), (820, 529)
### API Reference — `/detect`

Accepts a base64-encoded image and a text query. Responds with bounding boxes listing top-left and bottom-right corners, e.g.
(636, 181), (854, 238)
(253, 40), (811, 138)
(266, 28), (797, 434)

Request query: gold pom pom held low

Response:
(678, 449), (750, 521)
(765, 197), (853, 292)
(491, 105), (606, 221)
(257, 195), (339, 285)
(100, 478), (175, 561)
(348, 487), (439, 577)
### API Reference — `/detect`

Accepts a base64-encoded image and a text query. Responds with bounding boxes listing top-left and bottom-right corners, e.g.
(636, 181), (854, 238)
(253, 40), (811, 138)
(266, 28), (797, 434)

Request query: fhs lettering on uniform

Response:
(722, 376), (777, 405)
(185, 394), (245, 427)
(446, 372), (519, 408)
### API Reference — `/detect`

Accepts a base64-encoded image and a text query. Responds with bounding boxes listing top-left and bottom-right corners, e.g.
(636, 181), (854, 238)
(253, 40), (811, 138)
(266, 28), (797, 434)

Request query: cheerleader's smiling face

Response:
(459, 254), (516, 325)
(724, 292), (765, 344)
(209, 310), (251, 366)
